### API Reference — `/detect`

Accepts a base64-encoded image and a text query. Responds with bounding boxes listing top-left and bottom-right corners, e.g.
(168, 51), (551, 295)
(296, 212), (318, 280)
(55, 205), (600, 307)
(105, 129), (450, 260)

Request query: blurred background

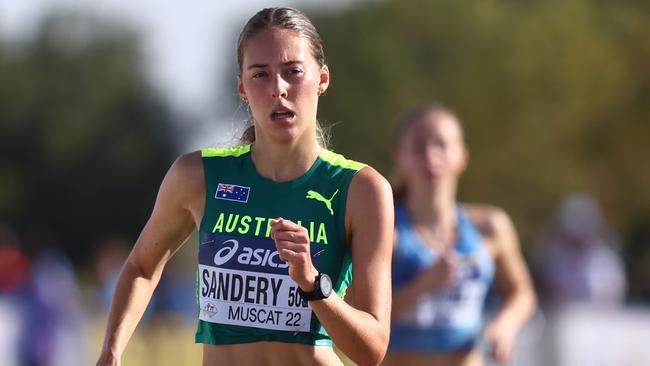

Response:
(1, 0), (649, 365)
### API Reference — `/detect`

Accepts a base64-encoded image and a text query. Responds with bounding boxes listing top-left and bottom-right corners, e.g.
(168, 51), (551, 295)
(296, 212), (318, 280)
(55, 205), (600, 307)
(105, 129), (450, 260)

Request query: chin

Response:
(421, 171), (442, 181)
(269, 129), (301, 145)
(255, 120), (295, 141)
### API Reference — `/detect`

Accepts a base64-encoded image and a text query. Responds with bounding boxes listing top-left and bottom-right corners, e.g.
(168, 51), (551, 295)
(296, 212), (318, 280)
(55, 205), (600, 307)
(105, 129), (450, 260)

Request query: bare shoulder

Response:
(345, 166), (393, 235)
(162, 151), (205, 205)
(171, 151), (203, 178)
(347, 166), (393, 210)
(462, 203), (515, 245)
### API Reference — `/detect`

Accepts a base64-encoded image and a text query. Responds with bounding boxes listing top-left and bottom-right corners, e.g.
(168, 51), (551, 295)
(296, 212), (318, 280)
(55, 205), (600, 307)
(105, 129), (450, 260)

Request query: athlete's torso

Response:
(194, 145), (364, 349)
(201, 342), (343, 366)
(390, 202), (495, 353)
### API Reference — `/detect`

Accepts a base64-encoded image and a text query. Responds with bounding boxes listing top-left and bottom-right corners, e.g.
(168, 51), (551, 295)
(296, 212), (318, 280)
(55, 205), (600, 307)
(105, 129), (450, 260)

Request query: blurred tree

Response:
(311, 0), (650, 255)
(0, 11), (178, 264)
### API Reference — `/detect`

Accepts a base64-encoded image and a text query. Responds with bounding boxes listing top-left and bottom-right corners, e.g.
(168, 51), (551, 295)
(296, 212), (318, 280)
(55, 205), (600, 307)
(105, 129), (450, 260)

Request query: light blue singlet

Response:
(389, 203), (495, 352)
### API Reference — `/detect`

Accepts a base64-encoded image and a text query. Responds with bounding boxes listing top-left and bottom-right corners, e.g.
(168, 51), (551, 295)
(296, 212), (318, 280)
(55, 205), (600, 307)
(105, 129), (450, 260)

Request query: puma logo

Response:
(306, 189), (339, 216)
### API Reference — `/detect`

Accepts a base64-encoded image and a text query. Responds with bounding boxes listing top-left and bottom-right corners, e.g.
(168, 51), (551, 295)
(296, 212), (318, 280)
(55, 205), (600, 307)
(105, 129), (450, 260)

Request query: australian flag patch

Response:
(215, 183), (250, 203)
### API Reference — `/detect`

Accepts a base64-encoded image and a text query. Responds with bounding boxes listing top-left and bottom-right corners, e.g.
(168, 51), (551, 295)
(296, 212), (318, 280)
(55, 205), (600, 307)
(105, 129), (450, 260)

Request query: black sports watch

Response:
(298, 273), (332, 301)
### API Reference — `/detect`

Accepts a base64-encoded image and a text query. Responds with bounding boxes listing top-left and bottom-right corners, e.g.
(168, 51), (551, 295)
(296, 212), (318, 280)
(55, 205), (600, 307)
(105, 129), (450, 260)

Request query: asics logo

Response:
(306, 189), (338, 215)
(213, 239), (288, 268)
(213, 239), (239, 265)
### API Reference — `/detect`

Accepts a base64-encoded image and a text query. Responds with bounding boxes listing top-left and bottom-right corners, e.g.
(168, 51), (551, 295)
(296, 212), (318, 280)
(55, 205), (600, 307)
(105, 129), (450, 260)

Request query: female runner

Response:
(96, 7), (393, 366)
(384, 105), (536, 366)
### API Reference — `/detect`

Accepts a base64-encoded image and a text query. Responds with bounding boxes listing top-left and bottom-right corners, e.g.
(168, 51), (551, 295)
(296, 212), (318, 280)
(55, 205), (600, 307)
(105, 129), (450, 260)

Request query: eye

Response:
(252, 71), (267, 79)
(286, 68), (303, 76)
(412, 141), (426, 154)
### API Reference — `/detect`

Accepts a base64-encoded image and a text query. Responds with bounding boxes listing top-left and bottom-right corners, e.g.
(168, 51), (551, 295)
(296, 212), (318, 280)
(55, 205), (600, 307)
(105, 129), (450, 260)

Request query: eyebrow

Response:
(247, 60), (304, 70)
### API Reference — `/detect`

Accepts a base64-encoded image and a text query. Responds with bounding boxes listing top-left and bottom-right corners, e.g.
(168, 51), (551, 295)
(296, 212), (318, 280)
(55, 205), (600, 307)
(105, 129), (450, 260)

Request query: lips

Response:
(270, 106), (296, 122)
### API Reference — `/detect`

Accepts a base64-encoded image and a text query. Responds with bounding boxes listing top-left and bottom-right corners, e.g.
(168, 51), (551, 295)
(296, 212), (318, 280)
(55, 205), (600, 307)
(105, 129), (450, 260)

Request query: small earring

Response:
(241, 97), (248, 104)
(317, 88), (323, 96)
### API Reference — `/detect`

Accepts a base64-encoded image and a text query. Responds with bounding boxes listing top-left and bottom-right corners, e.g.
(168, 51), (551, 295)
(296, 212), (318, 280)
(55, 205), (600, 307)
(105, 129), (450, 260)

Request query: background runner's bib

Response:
(402, 255), (488, 329)
(195, 145), (365, 347)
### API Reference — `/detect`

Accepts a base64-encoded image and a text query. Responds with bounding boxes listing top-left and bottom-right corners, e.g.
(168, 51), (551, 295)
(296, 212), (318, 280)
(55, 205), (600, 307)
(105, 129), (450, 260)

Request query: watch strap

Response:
(298, 273), (329, 301)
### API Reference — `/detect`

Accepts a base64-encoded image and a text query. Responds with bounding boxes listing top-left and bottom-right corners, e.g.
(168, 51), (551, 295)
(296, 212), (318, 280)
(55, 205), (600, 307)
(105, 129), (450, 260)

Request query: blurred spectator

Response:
(0, 297), (23, 366)
(94, 238), (130, 314)
(26, 249), (88, 366)
(0, 225), (30, 293)
(93, 237), (165, 323)
(0, 224), (30, 366)
(535, 193), (626, 307)
(155, 266), (199, 321)
(1, 225), (88, 366)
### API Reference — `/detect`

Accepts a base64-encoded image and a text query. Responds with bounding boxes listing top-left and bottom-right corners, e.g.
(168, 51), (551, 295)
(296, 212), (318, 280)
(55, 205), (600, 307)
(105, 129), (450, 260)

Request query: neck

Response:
(405, 183), (457, 230)
(251, 132), (321, 182)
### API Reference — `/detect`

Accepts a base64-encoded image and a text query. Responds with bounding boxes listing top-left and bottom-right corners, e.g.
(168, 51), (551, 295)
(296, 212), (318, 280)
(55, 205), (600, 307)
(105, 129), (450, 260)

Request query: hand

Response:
(96, 350), (120, 366)
(271, 218), (319, 292)
(417, 250), (459, 292)
(484, 319), (516, 364)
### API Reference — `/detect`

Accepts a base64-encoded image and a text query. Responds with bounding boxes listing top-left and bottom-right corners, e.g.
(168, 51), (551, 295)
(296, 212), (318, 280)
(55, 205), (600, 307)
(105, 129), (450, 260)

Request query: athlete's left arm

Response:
(485, 208), (538, 364)
(274, 167), (393, 366)
(323, 167), (393, 365)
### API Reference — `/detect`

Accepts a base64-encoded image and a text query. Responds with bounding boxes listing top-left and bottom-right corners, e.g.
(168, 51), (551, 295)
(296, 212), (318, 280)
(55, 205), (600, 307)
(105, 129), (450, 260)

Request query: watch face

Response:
(320, 274), (332, 296)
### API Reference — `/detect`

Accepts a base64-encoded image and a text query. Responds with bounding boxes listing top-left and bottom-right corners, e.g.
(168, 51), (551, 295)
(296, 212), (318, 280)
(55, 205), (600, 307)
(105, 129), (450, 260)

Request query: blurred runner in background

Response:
(384, 105), (537, 366)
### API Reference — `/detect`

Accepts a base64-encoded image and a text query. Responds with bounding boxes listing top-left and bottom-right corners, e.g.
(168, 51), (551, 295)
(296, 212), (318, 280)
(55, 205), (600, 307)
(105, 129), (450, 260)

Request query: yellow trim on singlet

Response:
(202, 146), (365, 172)
(319, 149), (366, 171)
(201, 145), (251, 158)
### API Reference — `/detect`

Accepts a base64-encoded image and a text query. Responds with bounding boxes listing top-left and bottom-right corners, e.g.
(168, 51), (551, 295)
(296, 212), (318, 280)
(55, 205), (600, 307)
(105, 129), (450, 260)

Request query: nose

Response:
(271, 74), (289, 99)
(424, 144), (444, 166)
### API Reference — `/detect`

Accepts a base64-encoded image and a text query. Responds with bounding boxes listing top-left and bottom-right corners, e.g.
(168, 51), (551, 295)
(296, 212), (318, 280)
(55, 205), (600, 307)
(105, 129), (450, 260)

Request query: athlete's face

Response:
(396, 113), (468, 190)
(237, 28), (329, 144)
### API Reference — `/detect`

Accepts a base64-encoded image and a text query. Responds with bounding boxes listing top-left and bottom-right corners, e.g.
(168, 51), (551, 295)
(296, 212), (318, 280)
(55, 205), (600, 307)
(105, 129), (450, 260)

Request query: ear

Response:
(318, 65), (330, 94)
(237, 74), (246, 100)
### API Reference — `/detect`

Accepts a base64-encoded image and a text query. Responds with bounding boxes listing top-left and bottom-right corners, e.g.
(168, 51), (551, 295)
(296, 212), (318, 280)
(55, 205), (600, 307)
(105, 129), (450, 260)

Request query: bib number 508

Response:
(287, 286), (308, 307)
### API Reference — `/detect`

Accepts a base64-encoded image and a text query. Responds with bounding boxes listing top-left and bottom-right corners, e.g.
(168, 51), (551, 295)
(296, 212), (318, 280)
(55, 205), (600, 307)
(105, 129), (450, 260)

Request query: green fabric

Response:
(195, 145), (365, 346)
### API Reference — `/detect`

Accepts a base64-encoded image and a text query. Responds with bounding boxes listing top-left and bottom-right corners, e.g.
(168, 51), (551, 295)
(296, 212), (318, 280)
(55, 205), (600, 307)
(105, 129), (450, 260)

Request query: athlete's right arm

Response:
(96, 152), (204, 366)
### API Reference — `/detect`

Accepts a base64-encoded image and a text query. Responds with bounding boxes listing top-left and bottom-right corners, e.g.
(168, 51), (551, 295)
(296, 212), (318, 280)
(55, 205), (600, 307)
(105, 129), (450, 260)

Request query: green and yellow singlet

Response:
(195, 145), (365, 347)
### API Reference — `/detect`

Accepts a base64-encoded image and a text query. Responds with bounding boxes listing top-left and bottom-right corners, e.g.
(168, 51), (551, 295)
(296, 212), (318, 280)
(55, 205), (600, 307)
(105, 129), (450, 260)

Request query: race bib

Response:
(414, 281), (486, 328)
(198, 234), (312, 332)
(402, 255), (487, 329)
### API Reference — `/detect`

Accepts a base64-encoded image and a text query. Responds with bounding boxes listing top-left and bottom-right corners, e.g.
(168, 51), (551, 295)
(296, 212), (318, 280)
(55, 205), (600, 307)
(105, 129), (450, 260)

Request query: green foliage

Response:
(312, 0), (650, 251)
(0, 12), (177, 263)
